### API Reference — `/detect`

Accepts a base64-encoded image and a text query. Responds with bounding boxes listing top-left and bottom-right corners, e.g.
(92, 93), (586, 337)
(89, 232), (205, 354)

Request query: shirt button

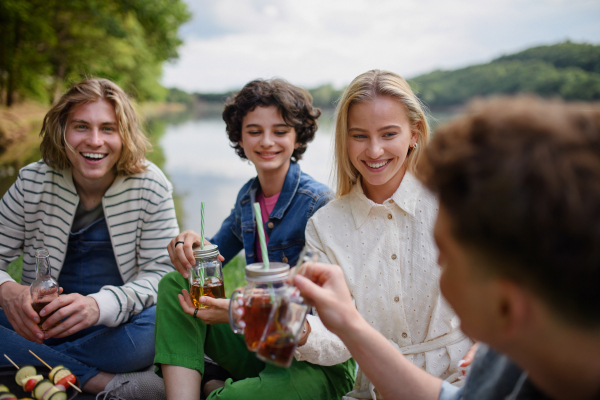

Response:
(391, 254), (397, 260)
(394, 296), (400, 302)
(389, 199), (394, 204)
(387, 214), (392, 220)
(402, 332), (408, 338)
(267, 222), (274, 229)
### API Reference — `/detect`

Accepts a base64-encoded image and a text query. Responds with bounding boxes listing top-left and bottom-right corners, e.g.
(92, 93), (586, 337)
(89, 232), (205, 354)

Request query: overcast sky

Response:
(161, 0), (600, 93)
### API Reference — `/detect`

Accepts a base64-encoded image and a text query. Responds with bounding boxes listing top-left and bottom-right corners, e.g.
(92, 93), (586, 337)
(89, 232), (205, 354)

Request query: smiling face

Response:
(65, 99), (122, 193)
(238, 105), (297, 177)
(347, 96), (417, 203)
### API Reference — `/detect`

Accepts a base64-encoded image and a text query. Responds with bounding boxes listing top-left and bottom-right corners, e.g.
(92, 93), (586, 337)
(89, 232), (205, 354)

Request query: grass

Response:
(223, 254), (247, 298)
(7, 255), (22, 283)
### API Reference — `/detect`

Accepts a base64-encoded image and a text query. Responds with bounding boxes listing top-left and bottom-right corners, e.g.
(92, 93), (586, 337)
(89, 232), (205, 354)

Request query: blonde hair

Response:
(40, 78), (150, 175)
(333, 70), (430, 197)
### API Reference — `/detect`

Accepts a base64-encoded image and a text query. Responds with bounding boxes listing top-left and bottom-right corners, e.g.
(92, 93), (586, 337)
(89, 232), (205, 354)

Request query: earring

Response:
(413, 143), (418, 149)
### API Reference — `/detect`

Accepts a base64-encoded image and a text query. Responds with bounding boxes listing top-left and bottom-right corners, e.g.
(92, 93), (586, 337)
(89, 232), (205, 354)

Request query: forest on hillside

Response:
(410, 42), (600, 108)
(173, 41), (600, 110)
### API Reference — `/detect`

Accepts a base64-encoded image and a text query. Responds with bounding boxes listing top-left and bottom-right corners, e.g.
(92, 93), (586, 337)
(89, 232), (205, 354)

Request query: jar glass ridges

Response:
(228, 262), (290, 352)
(188, 244), (225, 309)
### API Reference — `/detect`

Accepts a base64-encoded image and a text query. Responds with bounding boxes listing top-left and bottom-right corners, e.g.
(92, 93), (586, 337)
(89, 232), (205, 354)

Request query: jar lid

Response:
(245, 262), (290, 282)
(193, 244), (219, 259)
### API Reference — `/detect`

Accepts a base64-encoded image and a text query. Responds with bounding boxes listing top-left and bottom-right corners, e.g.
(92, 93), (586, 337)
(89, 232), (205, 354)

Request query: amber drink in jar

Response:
(189, 244), (225, 309)
(228, 262), (290, 352)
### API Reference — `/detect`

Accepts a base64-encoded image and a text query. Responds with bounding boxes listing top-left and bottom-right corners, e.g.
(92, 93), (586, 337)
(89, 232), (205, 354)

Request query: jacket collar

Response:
(243, 162), (301, 220)
(350, 171), (421, 229)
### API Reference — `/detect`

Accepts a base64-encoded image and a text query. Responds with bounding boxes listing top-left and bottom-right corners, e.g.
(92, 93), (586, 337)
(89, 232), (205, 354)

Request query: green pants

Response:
(154, 271), (356, 400)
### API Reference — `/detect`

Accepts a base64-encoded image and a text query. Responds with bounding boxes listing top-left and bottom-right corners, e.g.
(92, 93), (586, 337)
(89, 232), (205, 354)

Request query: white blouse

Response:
(295, 172), (472, 400)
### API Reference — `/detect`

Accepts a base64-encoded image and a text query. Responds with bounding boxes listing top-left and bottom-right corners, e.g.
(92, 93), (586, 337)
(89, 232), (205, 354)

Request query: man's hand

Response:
(167, 231), (225, 279)
(0, 281), (43, 343)
(292, 262), (360, 336)
(41, 293), (100, 339)
(178, 289), (230, 325)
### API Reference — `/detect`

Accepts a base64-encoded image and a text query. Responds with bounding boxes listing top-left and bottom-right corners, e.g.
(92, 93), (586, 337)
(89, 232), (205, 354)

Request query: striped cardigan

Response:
(0, 161), (179, 327)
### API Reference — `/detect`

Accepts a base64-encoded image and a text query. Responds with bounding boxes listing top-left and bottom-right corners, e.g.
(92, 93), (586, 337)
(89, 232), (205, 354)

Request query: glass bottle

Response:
(30, 248), (59, 332)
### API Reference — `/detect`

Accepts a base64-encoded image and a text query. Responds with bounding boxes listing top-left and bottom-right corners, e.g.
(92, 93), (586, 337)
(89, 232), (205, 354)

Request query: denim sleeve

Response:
(209, 206), (244, 265)
(309, 191), (334, 219)
(438, 381), (462, 400)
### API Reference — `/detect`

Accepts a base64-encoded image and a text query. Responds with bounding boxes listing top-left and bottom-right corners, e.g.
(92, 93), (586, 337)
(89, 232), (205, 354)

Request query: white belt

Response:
(399, 328), (467, 355)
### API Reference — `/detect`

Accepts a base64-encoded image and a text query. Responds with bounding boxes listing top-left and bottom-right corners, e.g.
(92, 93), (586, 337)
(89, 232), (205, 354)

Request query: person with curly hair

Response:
(154, 79), (356, 400)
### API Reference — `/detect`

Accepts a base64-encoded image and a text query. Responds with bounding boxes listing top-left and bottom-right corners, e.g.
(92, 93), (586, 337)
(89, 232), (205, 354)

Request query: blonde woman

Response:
(0, 78), (177, 399)
(293, 70), (474, 400)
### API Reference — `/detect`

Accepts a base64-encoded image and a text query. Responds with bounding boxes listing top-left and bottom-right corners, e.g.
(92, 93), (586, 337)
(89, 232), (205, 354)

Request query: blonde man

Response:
(0, 78), (178, 400)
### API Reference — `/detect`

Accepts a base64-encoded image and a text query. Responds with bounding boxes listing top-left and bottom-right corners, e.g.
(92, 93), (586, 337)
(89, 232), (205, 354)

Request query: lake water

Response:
(0, 109), (458, 239)
(160, 110), (457, 236)
(160, 111), (337, 236)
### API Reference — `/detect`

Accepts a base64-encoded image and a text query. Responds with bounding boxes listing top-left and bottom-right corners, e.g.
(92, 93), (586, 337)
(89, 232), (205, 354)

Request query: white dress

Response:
(294, 172), (472, 400)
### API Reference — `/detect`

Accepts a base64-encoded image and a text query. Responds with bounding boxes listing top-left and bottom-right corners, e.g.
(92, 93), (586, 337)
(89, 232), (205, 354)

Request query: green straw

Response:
(200, 202), (205, 250)
(253, 202), (270, 270)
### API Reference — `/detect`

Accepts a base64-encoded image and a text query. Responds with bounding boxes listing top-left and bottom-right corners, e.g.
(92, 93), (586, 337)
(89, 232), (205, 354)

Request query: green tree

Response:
(0, 0), (190, 106)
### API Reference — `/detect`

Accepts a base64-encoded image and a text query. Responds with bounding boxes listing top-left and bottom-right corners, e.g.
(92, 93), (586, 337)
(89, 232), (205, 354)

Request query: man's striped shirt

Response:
(0, 161), (179, 327)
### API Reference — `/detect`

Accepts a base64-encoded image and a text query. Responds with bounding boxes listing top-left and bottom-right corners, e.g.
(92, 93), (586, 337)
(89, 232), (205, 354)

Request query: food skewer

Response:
(28, 350), (82, 393)
(3, 354), (19, 369)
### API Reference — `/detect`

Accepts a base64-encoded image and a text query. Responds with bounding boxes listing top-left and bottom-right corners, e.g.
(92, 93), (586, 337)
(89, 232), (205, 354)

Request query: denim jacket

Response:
(210, 162), (333, 267)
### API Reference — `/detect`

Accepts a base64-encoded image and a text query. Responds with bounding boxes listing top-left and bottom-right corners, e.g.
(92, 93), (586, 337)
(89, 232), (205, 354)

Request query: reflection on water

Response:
(0, 108), (458, 239)
(160, 111), (336, 235)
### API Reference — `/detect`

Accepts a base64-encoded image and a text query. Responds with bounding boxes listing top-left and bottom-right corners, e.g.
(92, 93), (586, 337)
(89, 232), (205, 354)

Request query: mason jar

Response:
(188, 244), (224, 309)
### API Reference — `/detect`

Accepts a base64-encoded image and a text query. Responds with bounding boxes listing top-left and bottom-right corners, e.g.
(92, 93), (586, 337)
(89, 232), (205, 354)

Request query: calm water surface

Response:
(0, 110), (457, 239)
(161, 112), (336, 236)
(162, 110), (456, 236)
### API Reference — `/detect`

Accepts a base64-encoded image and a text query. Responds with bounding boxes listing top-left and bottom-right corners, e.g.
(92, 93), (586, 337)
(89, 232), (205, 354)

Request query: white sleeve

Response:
(294, 313), (352, 365)
(294, 217), (352, 365)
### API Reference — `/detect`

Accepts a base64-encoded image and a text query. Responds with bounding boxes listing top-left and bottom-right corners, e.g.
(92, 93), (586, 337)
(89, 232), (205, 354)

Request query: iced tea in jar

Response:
(228, 262), (290, 352)
(189, 244), (225, 309)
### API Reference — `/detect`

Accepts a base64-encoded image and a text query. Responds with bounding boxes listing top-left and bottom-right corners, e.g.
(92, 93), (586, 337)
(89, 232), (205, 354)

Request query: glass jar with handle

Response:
(228, 262), (290, 352)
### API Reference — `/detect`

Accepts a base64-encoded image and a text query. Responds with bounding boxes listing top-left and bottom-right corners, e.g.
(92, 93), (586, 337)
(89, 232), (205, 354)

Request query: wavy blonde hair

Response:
(40, 78), (150, 175)
(334, 70), (430, 197)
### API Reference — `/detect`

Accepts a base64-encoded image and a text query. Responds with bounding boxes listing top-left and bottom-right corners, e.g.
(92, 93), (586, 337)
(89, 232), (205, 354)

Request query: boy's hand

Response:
(292, 262), (360, 336)
(0, 281), (43, 343)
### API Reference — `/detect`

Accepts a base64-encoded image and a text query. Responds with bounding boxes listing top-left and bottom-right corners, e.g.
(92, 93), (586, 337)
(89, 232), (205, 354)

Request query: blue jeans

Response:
(0, 218), (156, 386)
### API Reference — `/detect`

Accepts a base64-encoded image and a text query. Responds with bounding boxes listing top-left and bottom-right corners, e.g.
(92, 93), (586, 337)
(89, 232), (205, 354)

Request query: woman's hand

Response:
(167, 231), (224, 278)
(41, 293), (100, 339)
(178, 289), (230, 325)
(0, 281), (43, 343)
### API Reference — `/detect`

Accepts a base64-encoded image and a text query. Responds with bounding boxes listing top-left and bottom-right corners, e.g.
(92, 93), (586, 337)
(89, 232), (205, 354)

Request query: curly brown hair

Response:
(40, 78), (150, 175)
(421, 96), (600, 329)
(222, 79), (321, 162)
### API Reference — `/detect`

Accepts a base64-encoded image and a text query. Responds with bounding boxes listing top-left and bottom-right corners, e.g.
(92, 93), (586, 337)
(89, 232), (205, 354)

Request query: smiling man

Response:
(292, 97), (600, 400)
(0, 78), (178, 399)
